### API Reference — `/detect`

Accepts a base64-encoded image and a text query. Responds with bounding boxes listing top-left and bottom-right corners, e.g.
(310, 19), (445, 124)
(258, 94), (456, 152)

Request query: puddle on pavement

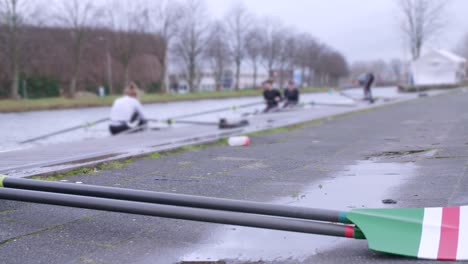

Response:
(180, 161), (417, 263)
(368, 149), (435, 159)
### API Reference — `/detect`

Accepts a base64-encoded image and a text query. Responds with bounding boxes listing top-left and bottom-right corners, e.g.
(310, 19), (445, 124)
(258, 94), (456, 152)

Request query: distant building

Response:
(411, 49), (467, 86)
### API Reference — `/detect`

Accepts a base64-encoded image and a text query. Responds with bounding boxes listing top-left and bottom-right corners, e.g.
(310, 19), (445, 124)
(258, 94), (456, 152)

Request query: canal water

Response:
(0, 87), (399, 152)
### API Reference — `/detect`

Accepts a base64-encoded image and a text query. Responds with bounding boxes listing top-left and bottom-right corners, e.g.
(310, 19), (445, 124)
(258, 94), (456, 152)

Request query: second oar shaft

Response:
(1, 177), (347, 224)
(0, 188), (356, 239)
(19, 118), (109, 144)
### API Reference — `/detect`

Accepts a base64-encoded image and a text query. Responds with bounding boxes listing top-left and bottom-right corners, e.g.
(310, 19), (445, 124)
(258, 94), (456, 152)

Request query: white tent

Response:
(411, 49), (467, 86)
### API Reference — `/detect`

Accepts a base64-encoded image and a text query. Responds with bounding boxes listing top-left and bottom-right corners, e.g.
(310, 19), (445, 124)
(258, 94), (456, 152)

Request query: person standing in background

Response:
(359, 73), (375, 103)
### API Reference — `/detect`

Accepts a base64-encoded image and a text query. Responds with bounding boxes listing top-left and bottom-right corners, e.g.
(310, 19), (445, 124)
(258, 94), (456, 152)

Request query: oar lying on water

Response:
(243, 100), (356, 117)
(306, 100), (357, 107)
(19, 118), (110, 144)
(147, 119), (250, 129)
(0, 175), (464, 261)
(337, 90), (359, 101)
(147, 119), (220, 127)
(17, 102), (262, 144)
(167, 101), (264, 121)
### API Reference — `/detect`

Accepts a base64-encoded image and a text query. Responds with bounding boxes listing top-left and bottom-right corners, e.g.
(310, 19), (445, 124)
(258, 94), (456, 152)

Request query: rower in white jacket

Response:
(109, 83), (148, 135)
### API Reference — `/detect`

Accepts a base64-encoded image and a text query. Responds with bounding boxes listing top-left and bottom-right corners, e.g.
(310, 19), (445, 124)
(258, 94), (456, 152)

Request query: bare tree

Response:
(300, 36), (322, 86)
(225, 3), (251, 90)
(106, 0), (146, 89)
(245, 26), (263, 88)
(390, 58), (404, 82)
(315, 49), (348, 86)
(0, 0), (35, 98)
(205, 21), (230, 91)
(56, 0), (96, 97)
(173, 0), (209, 92)
(277, 29), (297, 87)
(142, 0), (182, 93)
(397, 0), (449, 60)
(294, 33), (319, 87)
(259, 17), (285, 76)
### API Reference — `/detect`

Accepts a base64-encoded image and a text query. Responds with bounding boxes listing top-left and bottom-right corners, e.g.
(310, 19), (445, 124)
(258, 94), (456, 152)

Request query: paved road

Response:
(0, 90), (467, 263)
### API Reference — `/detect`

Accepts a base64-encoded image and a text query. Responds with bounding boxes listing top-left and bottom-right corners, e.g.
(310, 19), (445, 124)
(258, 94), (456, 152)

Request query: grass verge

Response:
(29, 139), (228, 181)
(0, 87), (329, 113)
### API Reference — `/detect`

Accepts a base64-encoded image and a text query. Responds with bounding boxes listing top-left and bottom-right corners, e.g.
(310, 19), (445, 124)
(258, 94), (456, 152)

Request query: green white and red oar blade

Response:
(347, 206), (466, 261)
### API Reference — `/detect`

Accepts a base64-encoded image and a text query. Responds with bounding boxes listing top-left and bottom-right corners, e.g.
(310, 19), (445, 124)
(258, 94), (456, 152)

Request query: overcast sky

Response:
(204, 0), (468, 63)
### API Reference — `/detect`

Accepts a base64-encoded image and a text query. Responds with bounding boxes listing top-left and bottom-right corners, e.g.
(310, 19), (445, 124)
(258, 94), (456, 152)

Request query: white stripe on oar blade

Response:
(457, 206), (468, 260)
(418, 207), (443, 259)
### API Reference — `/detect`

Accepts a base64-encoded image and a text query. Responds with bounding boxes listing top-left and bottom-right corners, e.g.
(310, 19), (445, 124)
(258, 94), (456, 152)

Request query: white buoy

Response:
(228, 136), (251, 147)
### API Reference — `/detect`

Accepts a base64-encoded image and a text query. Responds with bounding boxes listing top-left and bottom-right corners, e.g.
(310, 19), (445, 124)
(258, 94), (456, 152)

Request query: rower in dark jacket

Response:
(262, 80), (282, 113)
(283, 80), (300, 108)
(358, 73), (375, 104)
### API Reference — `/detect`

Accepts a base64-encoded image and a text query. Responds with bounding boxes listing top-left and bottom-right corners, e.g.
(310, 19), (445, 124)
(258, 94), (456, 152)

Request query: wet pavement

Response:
(0, 89), (467, 263)
(182, 161), (419, 263)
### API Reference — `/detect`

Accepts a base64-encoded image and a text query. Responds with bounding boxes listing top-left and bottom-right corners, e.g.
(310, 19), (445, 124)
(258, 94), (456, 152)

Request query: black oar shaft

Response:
(20, 118), (109, 144)
(159, 120), (219, 126)
(174, 120), (219, 126)
(168, 102), (263, 120)
(2, 177), (346, 223)
(309, 102), (356, 107)
(0, 188), (353, 238)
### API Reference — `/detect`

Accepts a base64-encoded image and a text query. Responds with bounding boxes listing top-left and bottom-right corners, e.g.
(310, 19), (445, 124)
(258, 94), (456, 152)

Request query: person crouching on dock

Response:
(262, 80), (282, 113)
(109, 83), (148, 135)
(283, 80), (300, 108)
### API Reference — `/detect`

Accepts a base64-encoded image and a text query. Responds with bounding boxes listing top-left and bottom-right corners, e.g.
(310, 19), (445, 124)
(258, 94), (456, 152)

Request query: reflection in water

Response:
(181, 161), (417, 262)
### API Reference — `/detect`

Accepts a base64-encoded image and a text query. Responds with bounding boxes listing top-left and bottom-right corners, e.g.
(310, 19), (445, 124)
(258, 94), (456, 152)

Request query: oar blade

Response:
(348, 206), (467, 261)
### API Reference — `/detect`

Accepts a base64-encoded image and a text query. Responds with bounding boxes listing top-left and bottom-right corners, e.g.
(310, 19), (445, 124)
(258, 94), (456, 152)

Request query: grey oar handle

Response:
(0, 188), (358, 238)
(1, 176), (348, 224)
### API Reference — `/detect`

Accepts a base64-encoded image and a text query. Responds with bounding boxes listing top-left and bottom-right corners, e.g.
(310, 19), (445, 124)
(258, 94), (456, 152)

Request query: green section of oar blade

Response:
(347, 208), (424, 258)
(353, 227), (366, 239)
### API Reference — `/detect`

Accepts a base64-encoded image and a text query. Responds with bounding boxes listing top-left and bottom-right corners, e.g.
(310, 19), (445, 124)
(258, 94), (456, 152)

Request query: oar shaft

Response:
(1, 177), (347, 223)
(168, 102), (263, 120)
(173, 120), (219, 126)
(19, 118), (109, 144)
(0, 188), (356, 238)
(155, 119), (219, 126)
(338, 91), (358, 101)
(309, 102), (356, 107)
